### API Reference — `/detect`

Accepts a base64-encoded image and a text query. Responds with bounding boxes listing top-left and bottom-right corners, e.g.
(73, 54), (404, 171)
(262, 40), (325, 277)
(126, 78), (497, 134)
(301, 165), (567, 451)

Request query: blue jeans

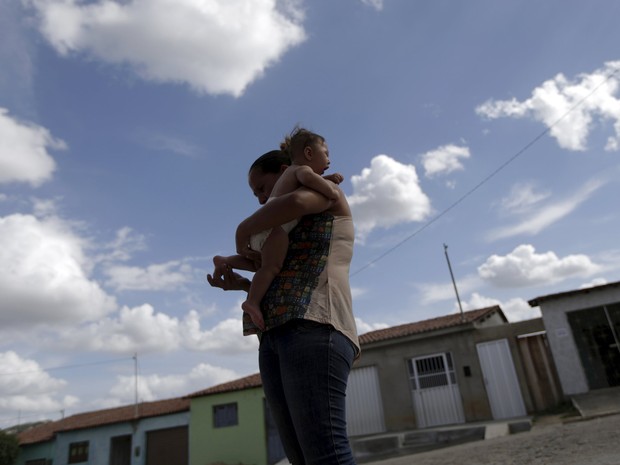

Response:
(259, 319), (357, 465)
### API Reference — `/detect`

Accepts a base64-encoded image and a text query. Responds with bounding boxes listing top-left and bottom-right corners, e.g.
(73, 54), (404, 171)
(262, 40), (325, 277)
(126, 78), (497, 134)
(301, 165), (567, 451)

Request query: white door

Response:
(409, 353), (465, 428)
(477, 339), (527, 419)
(346, 365), (386, 436)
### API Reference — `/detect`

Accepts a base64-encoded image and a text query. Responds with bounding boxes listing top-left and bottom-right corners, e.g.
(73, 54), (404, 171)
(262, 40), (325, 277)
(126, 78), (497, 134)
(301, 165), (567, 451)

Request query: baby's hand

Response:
(323, 173), (344, 185)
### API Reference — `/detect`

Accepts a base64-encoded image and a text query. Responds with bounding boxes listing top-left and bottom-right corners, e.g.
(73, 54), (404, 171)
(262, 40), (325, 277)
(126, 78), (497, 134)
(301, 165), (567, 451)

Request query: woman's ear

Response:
(279, 164), (289, 173)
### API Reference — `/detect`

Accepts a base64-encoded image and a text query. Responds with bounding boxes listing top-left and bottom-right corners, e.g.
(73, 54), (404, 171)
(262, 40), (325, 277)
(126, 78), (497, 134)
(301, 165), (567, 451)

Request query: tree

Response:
(0, 430), (19, 465)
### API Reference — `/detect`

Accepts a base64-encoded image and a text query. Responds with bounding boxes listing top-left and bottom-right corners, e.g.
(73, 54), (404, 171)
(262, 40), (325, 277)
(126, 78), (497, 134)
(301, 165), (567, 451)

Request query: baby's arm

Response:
(295, 166), (340, 200)
(323, 173), (344, 185)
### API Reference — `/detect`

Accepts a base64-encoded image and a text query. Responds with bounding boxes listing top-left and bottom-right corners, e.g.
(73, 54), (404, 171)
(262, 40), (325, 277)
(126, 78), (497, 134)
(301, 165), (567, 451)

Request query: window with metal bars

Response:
(408, 353), (457, 390)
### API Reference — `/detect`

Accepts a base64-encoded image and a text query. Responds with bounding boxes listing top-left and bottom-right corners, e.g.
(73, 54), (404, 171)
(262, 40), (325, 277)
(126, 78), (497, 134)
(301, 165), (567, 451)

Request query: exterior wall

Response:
(356, 319), (545, 432)
(135, 412), (189, 464)
(472, 318), (546, 414)
(537, 286), (620, 396)
(357, 327), (488, 432)
(16, 440), (55, 465)
(189, 387), (267, 465)
(19, 411), (189, 465)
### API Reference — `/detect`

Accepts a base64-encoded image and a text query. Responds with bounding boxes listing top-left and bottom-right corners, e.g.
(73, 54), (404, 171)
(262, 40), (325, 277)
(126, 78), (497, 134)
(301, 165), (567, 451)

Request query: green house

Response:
(187, 373), (285, 465)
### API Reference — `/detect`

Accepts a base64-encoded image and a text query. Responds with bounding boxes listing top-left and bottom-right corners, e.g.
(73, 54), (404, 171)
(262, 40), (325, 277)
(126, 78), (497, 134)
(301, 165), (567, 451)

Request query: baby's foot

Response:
(242, 300), (265, 331)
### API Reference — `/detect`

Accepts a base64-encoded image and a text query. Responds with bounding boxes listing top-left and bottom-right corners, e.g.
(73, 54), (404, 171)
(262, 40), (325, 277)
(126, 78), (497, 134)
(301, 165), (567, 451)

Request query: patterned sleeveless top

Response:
(243, 212), (360, 355)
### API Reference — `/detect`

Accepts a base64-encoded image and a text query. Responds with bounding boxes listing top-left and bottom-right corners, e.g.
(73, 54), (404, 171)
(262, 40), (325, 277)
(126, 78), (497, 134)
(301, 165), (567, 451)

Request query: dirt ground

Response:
(367, 414), (620, 465)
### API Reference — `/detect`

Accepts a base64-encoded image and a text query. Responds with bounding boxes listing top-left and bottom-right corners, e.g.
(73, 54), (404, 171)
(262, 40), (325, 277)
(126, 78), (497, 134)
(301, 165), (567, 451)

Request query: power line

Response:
(0, 356), (134, 377)
(351, 65), (620, 277)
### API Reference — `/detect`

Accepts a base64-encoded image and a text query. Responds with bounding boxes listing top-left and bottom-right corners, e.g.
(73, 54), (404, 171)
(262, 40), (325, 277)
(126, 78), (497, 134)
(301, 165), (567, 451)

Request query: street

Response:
(366, 414), (620, 465)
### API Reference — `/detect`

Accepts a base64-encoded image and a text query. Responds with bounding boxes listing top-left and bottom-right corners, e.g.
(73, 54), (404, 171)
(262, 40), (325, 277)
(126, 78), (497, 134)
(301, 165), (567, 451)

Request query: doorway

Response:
(477, 339), (526, 419)
(567, 304), (620, 389)
(408, 352), (465, 428)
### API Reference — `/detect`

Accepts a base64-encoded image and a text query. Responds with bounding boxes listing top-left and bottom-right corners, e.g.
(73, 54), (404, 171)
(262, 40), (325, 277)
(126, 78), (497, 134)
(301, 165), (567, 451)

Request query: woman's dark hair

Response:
(249, 150), (291, 175)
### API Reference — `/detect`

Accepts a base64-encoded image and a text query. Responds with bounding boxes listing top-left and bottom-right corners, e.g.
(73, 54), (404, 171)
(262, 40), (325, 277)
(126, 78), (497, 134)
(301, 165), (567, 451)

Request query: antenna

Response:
(444, 244), (465, 322)
(133, 353), (139, 418)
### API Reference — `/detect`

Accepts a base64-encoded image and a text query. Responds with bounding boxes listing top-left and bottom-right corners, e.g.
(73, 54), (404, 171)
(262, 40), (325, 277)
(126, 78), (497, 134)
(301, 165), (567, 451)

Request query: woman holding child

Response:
(208, 128), (359, 465)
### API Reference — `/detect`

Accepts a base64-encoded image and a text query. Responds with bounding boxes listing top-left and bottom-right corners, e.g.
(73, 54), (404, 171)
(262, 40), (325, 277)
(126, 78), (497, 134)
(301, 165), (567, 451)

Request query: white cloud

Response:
(579, 277), (608, 289)
(488, 177), (606, 240)
(476, 61), (620, 151)
(142, 133), (201, 158)
(182, 313), (259, 353)
(25, 0), (306, 97)
(355, 317), (389, 336)
(478, 244), (601, 288)
(96, 226), (147, 264)
(101, 362), (239, 406)
(351, 287), (368, 299)
(0, 213), (117, 328)
(58, 306), (258, 355)
(361, 0), (384, 11)
(348, 155), (432, 240)
(104, 260), (193, 291)
(0, 351), (77, 420)
(499, 182), (550, 214)
(421, 144), (470, 178)
(0, 108), (64, 186)
(459, 293), (541, 322)
(417, 274), (482, 305)
(60, 304), (182, 353)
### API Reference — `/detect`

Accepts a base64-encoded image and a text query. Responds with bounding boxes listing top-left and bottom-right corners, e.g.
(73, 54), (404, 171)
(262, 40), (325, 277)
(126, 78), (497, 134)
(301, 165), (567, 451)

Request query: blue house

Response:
(17, 397), (190, 465)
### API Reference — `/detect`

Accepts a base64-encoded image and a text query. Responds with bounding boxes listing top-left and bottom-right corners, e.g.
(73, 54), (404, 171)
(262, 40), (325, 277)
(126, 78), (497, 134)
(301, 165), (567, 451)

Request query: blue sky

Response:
(1, 0), (620, 426)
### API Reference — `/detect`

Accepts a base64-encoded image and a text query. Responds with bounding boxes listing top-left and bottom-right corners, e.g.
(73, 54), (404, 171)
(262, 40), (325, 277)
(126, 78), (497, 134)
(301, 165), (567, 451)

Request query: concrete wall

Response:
(16, 440), (55, 465)
(189, 387), (268, 465)
(26, 411), (190, 465)
(356, 319), (545, 432)
(537, 286), (620, 396)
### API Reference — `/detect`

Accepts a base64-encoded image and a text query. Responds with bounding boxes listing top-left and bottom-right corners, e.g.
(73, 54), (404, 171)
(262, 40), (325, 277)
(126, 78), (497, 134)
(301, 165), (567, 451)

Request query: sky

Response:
(1, 0), (620, 428)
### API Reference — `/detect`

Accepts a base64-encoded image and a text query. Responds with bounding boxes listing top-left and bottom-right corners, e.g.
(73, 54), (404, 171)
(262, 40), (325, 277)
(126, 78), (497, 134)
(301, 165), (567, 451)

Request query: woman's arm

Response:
(236, 187), (333, 255)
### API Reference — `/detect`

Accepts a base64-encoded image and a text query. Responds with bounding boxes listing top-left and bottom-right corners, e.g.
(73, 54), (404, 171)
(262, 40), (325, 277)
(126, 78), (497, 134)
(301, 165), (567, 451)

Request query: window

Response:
(68, 441), (89, 463)
(213, 402), (238, 428)
(408, 352), (457, 390)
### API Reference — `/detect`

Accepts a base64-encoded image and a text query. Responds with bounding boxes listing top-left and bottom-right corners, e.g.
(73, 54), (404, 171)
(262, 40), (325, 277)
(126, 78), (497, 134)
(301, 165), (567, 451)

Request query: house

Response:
(17, 397), (190, 465)
(528, 280), (620, 396)
(347, 305), (560, 435)
(187, 373), (285, 465)
(188, 306), (561, 465)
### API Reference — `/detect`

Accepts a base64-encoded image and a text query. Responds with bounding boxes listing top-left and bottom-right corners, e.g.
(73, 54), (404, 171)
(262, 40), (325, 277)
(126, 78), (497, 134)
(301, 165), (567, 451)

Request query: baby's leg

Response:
(214, 254), (256, 272)
(242, 226), (289, 330)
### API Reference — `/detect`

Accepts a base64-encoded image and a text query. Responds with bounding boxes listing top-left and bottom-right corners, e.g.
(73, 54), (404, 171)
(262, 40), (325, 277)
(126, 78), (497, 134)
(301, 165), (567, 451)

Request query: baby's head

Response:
(280, 126), (330, 174)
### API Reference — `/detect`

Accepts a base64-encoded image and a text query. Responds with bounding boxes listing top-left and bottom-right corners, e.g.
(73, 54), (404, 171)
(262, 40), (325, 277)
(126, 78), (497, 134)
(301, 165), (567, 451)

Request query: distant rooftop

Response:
(359, 305), (505, 345)
(188, 372), (262, 399)
(528, 280), (620, 307)
(18, 397), (189, 445)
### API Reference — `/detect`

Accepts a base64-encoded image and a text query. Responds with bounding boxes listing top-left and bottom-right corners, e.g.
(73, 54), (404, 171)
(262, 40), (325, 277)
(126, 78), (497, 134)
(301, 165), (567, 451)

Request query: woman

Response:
(208, 138), (359, 465)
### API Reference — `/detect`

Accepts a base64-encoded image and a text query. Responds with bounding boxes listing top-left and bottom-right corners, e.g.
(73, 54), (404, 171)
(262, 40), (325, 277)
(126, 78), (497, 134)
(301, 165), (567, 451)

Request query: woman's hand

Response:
(235, 225), (261, 263)
(206, 265), (251, 292)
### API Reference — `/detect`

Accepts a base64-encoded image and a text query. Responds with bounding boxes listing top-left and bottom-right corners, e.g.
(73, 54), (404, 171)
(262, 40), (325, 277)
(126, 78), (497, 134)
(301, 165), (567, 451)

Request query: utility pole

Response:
(444, 244), (465, 322)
